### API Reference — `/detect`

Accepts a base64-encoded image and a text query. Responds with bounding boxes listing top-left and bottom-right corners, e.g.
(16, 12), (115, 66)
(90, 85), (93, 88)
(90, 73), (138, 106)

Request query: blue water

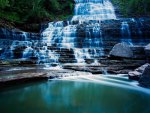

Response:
(0, 75), (150, 113)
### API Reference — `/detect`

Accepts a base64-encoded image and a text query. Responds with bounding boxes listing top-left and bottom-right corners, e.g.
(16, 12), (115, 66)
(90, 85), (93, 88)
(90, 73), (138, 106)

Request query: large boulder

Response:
(139, 65), (150, 87)
(128, 63), (150, 80)
(109, 43), (134, 58)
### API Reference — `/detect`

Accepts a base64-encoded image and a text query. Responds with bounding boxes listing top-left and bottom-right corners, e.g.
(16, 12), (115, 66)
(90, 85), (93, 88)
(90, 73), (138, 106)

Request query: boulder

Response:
(109, 43), (133, 58)
(128, 63), (150, 80)
(139, 65), (150, 87)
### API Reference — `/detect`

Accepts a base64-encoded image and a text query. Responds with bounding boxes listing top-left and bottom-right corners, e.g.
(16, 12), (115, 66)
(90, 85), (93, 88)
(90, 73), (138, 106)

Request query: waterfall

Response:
(38, 21), (64, 65)
(22, 32), (28, 41)
(1, 0), (149, 67)
(0, 0), (118, 66)
(72, 0), (116, 22)
(121, 21), (133, 45)
(35, 46), (60, 65)
(39, 0), (116, 65)
(42, 21), (64, 46)
(22, 46), (33, 58)
(62, 25), (77, 48)
(133, 18), (144, 45)
(71, 0), (113, 63)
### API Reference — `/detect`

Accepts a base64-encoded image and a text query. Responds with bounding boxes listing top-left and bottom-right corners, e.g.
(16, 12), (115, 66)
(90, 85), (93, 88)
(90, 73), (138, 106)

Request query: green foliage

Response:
(49, 0), (60, 11)
(0, 11), (20, 22)
(0, 0), (9, 9)
(112, 0), (150, 17)
(0, 0), (74, 24)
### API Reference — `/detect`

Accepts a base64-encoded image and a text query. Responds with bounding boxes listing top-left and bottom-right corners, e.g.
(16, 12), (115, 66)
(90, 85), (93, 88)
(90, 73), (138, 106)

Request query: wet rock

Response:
(130, 46), (146, 59)
(63, 64), (104, 74)
(0, 27), (40, 41)
(0, 66), (86, 88)
(85, 59), (95, 64)
(13, 46), (26, 58)
(0, 73), (48, 88)
(107, 66), (132, 74)
(19, 60), (37, 65)
(29, 56), (38, 60)
(109, 43), (134, 58)
(139, 65), (150, 87)
(128, 63), (150, 80)
(128, 71), (141, 80)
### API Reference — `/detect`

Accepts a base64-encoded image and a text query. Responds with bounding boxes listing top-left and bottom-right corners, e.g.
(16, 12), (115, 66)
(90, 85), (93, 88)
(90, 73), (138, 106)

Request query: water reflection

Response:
(0, 77), (150, 113)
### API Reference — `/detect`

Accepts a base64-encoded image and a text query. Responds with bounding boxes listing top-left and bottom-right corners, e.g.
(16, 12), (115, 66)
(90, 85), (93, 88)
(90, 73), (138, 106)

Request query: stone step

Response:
(58, 59), (77, 63)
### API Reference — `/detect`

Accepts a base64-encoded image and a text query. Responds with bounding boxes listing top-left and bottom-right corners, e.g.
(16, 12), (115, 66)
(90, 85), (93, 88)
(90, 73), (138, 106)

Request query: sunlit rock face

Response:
(72, 0), (116, 22)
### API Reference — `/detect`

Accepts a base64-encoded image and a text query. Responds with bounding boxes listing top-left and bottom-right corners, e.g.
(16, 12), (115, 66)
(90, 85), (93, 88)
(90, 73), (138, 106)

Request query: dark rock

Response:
(0, 73), (48, 88)
(145, 44), (150, 61)
(0, 27), (40, 41)
(139, 65), (150, 87)
(63, 64), (104, 74)
(130, 46), (146, 59)
(85, 59), (95, 64)
(128, 63), (150, 80)
(19, 60), (37, 65)
(109, 43), (134, 58)
(29, 57), (38, 60)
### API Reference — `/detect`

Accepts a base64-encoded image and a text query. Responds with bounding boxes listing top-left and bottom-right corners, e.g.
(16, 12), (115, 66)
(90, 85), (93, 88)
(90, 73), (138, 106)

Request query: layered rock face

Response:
(0, 0), (150, 67)
(0, 18), (150, 64)
(0, 28), (40, 60)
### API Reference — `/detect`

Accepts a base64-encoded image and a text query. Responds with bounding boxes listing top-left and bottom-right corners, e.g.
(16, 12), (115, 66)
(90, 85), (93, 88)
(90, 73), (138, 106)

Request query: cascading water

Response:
(121, 21), (133, 45)
(72, 0), (116, 22)
(0, 31), (30, 59)
(71, 0), (116, 63)
(39, 0), (117, 65)
(62, 25), (77, 48)
(132, 18), (145, 45)
(42, 21), (64, 46)
(2, 0), (147, 66)
(0, 0), (117, 65)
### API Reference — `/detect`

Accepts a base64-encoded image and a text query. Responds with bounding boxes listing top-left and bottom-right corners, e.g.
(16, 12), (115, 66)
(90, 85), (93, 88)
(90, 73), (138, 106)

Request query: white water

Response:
(60, 74), (150, 95)
(121, 21), (133, 46)
(0, 0), (117, 65)
(1, 0), (140, 67)
(41, 0), (115, 65)
(0, 30), (30, 59)
(72, 0), (116, 22)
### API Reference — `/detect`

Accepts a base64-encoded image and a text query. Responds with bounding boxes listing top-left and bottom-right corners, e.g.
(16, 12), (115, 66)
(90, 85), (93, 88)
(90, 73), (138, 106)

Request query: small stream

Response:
(0, 74), (150, 113)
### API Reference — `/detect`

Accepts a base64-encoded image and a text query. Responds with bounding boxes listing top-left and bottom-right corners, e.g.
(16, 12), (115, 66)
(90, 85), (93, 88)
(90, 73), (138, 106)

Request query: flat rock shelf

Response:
(0, 66), (93, 88)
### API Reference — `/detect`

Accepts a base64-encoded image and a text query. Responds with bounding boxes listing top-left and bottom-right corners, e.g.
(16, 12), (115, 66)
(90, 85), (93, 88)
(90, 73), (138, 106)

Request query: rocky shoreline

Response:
(0, 17), (150, 89)
(0, 42), (150, 88)
(0, 63), (149, 89)
(0, 66), (91, 89)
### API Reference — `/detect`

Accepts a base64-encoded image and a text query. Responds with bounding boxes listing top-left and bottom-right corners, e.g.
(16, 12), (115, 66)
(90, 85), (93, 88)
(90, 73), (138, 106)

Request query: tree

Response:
(112, 0), (150, 17)
(0, 0), (9, 9)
